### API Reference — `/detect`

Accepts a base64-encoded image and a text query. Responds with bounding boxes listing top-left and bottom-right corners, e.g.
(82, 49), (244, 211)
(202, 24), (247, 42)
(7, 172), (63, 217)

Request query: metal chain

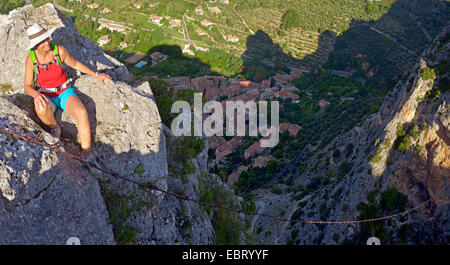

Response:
(0, 127), (431, 224)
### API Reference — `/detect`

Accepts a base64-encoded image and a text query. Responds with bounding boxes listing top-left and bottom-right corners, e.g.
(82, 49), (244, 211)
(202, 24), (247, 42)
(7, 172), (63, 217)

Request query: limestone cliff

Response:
(0, 97), (115, 244)
(249, 23), (449, 245)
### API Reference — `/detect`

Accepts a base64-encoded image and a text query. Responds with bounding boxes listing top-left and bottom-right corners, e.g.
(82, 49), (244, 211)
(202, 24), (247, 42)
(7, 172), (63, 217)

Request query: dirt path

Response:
(230, 5), (254, 34)
(53, 1), (73, 13)
(369, 25), (418, 57)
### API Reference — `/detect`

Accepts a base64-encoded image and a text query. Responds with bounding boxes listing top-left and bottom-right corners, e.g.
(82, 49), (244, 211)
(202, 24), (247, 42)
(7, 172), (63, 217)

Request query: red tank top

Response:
(35, 48), (68, 98)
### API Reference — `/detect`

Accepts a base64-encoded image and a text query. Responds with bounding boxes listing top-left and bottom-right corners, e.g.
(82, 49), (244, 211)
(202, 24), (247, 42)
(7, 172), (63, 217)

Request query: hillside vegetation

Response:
(17, 0), (447, 85)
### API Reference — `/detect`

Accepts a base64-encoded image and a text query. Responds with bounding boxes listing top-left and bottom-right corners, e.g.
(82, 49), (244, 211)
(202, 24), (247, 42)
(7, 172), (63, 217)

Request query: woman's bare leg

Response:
(64, 95), (91, 157)
(35, 100), (57, 128)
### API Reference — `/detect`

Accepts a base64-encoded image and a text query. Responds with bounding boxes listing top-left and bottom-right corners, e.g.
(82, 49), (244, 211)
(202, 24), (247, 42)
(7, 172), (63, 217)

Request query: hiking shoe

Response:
(50, 125), (61, 140)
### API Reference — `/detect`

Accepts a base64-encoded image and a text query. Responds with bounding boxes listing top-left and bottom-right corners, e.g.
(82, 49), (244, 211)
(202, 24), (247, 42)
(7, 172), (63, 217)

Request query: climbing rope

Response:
(0, 127), (431, 225)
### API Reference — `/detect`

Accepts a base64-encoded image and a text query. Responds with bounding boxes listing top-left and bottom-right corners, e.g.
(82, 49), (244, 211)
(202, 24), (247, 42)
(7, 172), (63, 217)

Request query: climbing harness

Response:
(29, 43), (71, 93)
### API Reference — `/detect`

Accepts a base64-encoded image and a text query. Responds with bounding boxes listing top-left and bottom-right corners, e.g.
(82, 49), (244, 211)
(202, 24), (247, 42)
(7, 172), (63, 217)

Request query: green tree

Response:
(253, 66), (267, 82)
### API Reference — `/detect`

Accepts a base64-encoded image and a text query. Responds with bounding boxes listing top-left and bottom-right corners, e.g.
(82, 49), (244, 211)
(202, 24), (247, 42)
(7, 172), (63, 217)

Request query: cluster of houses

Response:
(95, 18), (130, 33)
(201, 19), (214, 27)
(161, 71), (311, 187)
(149, 14), (181, 27)
(224, 34), (239, 42)
(123, 51), (168, 68)
(86, 3), (98, 9)
(208, 6), (222, 15)
(118, 61), (333, 188)
(97, 35), (129, 49)
(85, 2), (110, 14)
(97, 35), (111, 46)
(163, 73), (306, 103)
(160, 65), (346, 187)
(87, 2), (141, 11)
(207, 119), (302, 187)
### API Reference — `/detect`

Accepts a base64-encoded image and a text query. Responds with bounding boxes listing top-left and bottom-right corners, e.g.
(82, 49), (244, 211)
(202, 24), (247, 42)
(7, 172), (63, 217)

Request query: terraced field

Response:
(23, 0), (450, 82)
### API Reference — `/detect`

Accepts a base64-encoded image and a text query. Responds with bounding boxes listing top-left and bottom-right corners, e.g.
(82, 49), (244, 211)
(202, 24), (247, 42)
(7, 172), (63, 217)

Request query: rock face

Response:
(0, 4), (216, 245)
(161, 125), (216, 244)
(62, 76), (170, 245)
(249, 24), (450, 245)
(0, 97), (116, 244)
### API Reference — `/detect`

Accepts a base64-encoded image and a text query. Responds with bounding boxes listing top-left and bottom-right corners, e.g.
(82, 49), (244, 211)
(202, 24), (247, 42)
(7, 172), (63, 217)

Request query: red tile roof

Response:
(244, 141), (267, 160)
(208, 136), (227, 149)
(253, 155), (276, 168)
(246, 88), (260, 98)
(280, 123), (302, 136)
(275, 89), (299, 100)
(319, 99), (330, 108)
(260, 91), (275, 100)
(260, 80), (271, 89)
(227, 165), (248, 187)
(215, 143), (232, 161)
(227, 136), (243, 148)
(240, 81), (251, 87)
(124, 52), (147, 64)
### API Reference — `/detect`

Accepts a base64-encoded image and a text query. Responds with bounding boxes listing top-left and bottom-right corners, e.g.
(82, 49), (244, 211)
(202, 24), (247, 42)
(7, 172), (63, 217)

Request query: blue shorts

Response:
(44, 85), (77, 112)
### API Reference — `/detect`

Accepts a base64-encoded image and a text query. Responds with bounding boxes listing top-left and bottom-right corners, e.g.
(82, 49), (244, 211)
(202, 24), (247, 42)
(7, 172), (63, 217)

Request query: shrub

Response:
(291, 229), (299, 239)
(291, 208), (304, 223)
(371, 148), (382, 163)
(386, 156), (393, 166)
(292, 192), (306, 201)
(134, 163), (144, 175)
(253, 66), (268, 82)
(419, 67), (436, 81)
(333, 233), (341, 243)
(307, 177), (322, 190)
(256, 226), (263, 234)
(338, 160), (353, 176)
(382, 188), (408, 212)
(396, 123), (406, 137)
(333, 149), (341, 159)
(424, 88), (442, 101)
(271, 187), (282, 194)
(346, 143), (354, 157)
(356, 201), (389, 244)
(397, 135), (411, 151)
(410, 125), (420, 140)
(367, 189), (380, 202)
(415, 145), (423, 153)
(201, 189), (214, 215)
(213, 188), (243, 245)
(326, 169), (334, 177)
(399, 224), (409, 240)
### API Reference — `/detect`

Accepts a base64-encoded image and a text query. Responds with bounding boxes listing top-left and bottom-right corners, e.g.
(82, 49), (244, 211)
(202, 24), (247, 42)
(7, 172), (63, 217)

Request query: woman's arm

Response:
(58, 45), (112, 85)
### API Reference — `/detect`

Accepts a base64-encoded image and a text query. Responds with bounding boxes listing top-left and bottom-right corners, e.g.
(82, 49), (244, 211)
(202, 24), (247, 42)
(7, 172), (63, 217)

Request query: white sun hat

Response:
(26, 23), (55, 50)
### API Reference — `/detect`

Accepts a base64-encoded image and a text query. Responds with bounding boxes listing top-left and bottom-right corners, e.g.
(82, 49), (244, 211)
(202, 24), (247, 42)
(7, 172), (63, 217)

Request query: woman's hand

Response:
(33, 93), (50, 111)
(96, 73), (113, 85)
